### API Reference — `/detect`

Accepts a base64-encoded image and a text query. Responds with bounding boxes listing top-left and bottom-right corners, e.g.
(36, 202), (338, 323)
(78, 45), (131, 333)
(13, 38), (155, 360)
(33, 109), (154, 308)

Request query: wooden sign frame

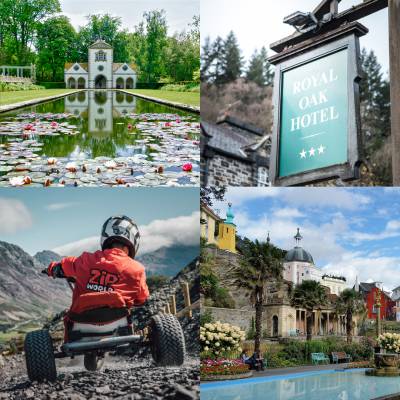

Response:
(269, 22), (368, 186)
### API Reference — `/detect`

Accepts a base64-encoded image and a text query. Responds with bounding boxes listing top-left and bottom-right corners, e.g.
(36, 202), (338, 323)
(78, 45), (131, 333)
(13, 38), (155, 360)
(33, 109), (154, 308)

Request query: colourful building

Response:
(200, 203), (221, 246)
(217, 203), (236, 253)
(200, 202), (236, 253)
(357, 282), (395, 320)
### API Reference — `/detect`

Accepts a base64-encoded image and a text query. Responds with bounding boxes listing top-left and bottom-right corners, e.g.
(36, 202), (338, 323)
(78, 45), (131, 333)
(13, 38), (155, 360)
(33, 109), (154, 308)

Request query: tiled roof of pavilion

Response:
(64, 63), (88, 72)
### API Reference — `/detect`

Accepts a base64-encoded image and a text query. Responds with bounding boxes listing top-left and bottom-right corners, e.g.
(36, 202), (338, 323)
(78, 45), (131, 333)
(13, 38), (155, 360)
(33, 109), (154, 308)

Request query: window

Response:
(98, 65), (104, 71)
(122, 64), (128, 71)
(95, 51), (107, 62)
(257, 167), (269, 187)
(73, 65), (79, 71)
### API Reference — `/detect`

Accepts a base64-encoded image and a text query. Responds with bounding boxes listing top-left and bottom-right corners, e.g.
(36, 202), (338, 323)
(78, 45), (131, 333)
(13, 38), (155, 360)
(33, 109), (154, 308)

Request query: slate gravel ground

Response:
(0, 354), (199, 399)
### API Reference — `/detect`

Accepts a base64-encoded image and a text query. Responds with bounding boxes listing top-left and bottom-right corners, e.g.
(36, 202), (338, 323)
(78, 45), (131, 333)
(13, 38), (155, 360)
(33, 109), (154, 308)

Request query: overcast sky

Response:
(59, 0), (199, 34)
(214, 187), (400, 292)
(202, 0), (389, 75)
(0, 188), (199, 256)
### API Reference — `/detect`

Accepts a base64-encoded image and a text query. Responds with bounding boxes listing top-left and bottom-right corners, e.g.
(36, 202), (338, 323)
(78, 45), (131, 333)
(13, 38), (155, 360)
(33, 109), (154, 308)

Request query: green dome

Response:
(284, 246), (314, 264)
(225, 203), (235, 225)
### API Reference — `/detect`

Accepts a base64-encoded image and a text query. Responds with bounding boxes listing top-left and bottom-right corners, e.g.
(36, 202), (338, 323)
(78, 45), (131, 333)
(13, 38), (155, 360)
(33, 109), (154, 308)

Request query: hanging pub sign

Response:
(269, 22), (368, 186)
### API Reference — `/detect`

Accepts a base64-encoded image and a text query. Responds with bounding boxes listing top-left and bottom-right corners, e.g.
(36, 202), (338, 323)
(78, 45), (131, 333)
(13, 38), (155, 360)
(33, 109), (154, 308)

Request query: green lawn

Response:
(125, 89), (200, 107)
(0, 89), (77, 106)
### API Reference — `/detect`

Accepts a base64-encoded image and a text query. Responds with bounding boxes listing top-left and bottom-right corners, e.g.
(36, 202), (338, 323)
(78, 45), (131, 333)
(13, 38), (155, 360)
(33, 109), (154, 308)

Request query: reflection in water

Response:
(201, 370), (400, 400)
(65, 91), (137, 133)
(0, 90), (197, 160)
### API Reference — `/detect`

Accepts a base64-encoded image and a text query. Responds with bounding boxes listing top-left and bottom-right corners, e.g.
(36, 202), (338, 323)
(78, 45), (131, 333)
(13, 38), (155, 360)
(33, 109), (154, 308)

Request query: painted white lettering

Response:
(291, 117), (301, 131)
(293, 81), (301, 95)
(320, 108), (329, 123)
(330, 106), (339, 120)
(301, 114), (311, 128)
(299, 97), (309, 110)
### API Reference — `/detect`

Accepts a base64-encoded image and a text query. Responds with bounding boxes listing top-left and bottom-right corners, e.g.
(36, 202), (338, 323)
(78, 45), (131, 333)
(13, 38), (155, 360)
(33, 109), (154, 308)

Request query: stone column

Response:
(327, 312), (330, 334)
(319, 311), (322, 335)
(314, 311), (318, 335)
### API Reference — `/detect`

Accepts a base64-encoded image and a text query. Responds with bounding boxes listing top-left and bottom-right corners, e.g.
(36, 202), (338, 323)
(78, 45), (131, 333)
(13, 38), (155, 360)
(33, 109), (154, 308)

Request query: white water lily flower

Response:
(66, 162), (77, 172)
(105, 160), (117, 169)
(47, 157), (57, 165)
(9, 176), (25, 186)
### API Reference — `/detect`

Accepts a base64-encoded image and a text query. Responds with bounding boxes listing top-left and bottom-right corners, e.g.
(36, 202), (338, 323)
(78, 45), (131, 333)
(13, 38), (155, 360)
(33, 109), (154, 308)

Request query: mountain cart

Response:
(24, 269), (185, 382)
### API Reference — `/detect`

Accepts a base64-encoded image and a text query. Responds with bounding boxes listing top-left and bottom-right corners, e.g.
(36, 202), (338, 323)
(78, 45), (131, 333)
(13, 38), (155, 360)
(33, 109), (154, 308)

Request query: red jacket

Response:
(51, 248), (149, 314)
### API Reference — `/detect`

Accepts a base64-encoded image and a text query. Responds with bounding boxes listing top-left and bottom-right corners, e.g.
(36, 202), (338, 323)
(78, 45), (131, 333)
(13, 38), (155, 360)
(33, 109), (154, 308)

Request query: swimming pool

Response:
(201, 369), (400, 400)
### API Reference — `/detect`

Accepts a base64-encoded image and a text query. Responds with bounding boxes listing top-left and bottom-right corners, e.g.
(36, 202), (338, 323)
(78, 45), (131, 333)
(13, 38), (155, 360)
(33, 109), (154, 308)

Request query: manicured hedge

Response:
(37, 82), (66, 89)
(136, 82), (164, 89)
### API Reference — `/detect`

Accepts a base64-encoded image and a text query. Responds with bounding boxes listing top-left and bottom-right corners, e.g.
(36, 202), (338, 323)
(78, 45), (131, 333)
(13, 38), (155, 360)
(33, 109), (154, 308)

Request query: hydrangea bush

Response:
(377, 333), (400, 353)
(200, 321), (245, 358)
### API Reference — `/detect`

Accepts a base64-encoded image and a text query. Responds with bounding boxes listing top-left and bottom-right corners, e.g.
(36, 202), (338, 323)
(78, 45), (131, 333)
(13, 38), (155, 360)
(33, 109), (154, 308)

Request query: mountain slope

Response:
(138, 245), (199, 276)
(33, 250), (62, 266)
(0, 241), (70, 326)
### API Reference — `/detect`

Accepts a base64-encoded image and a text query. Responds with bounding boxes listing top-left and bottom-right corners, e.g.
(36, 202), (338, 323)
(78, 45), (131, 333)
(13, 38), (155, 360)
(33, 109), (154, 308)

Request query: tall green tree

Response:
(246, 50), (264, 86)
(163, 17), (200, 82)
(291, 280), (328, 341)
(260, 47), (274, 86)
(220, 31), (243, 84)
(36, 16), (77, 81)
(0, 0), (61, 64)
(360, 48), (391, 150)
(77, 14), (130, 62)
(246, 47), (274, 86)
(335, 288), (365, 343)
(233, 237), (284, 353)
(201, 36), (214, 82)
(134, 10), (168, 83)
(210, 36), (225, 84)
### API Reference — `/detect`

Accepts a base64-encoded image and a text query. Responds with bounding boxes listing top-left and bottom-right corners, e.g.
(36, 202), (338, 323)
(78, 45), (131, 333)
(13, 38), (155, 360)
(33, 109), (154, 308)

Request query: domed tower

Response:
(283, 228), (318, 285)
(88, 39), (113, 89)
(217, 203), (236, 253)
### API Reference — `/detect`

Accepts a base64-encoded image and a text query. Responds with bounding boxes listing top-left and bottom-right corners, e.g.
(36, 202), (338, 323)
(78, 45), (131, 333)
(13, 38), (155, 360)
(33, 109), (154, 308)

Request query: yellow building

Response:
(200, 203), (221, 246)
(200, 202), (236, 253)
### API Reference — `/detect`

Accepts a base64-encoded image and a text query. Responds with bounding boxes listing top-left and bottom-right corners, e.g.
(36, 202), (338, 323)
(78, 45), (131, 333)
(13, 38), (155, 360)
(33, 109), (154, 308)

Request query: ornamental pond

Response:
(0, 90), (200, 187)
(201, 369), (400, 400)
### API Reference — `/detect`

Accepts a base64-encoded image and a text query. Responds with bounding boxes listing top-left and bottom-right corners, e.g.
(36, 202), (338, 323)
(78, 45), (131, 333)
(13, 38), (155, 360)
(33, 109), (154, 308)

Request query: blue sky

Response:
(0, 188), (199, 256)
(202, 0), (389, 75)
(214, 187), (400, 291)
(60, 0), (199, 34)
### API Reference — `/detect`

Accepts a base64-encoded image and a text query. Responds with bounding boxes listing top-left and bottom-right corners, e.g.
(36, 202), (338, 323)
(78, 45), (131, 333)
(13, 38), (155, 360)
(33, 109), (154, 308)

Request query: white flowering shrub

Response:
(377, 333), (400, 353)
(200, 321), (246, 357)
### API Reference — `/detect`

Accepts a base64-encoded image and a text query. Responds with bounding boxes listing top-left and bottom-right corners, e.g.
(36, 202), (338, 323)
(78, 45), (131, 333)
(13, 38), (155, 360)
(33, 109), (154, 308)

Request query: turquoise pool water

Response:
(201, 369), (400, 400)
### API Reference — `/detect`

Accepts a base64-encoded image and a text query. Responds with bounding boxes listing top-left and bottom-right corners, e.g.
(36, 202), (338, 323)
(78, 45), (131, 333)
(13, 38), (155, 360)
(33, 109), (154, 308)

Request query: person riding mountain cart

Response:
(24, 216), (186, 382)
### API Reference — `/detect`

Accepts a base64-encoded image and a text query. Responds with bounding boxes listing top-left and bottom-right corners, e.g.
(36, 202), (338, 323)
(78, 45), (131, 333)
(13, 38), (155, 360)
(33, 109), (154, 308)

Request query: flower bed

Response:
(200, 359), (251, 380)
(200, 321), (245, 357)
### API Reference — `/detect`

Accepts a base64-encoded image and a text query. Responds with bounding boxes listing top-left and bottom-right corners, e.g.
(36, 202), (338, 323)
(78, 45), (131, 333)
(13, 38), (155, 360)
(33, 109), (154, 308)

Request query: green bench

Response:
(311, 352), (330, 365)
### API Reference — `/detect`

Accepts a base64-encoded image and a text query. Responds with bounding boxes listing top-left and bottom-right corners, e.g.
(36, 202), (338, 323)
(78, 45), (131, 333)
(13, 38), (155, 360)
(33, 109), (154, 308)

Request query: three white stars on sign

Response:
(300, 145), (326, 159)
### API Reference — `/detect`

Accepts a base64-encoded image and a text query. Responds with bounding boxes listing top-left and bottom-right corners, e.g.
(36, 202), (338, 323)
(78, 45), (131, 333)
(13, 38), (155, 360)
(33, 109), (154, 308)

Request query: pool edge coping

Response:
(200, 368), (371, 391)
(0, 90), (84, 114)
(120, 89), (200, 114)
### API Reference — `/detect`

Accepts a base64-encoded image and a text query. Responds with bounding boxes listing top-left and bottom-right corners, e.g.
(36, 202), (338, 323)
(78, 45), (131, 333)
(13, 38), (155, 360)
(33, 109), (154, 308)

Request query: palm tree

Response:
(233, 236), (284, 354)
(335, 288), (366, 343)
(291, 280), (328, 341)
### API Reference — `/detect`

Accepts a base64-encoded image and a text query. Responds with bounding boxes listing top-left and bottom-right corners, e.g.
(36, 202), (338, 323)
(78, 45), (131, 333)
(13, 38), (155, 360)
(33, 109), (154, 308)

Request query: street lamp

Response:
(283, 11), (319, 33)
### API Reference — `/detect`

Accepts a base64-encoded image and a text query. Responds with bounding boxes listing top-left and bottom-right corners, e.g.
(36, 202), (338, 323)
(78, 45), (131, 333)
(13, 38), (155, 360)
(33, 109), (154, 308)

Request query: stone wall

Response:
(205, 248), (250, 309)
(204, 154), (255, 187)
(204, 306), (255, 332)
